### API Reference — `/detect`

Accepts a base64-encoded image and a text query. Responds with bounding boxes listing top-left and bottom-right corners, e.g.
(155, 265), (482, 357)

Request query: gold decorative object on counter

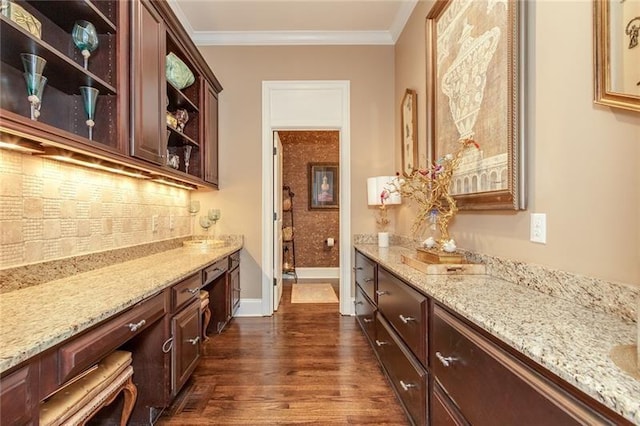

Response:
(400, 253), (486, 275)
(393, 138), (479, 262)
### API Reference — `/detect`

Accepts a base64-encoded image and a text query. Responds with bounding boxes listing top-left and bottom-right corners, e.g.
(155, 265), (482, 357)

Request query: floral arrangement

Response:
(392, 138), (479, 251)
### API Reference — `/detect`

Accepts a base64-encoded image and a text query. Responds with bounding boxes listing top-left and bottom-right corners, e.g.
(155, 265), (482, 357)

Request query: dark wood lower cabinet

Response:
(171, 298), (201, 397)
(353, 249), (632, 426)
(431, 305), (616, 426)
(375, 314), (427, 426)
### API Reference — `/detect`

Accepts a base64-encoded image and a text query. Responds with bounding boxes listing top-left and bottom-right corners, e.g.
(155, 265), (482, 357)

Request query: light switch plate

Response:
(530, 213), (546, 244)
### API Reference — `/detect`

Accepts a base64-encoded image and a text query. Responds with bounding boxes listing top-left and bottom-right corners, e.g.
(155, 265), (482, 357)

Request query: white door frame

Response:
(261, 80), (352, 316)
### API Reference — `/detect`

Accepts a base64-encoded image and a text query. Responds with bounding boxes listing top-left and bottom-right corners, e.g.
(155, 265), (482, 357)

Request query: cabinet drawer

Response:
(229, 250), (240, 270)
(58, 292), (166, 384)
(203, 258), (228, 285)
(375, 314), (427, 426)
(0, 364), (37, 425)
(354, 251), (376, 302)
(354, 284), (376, 343)
(432, 380), (468, 426)
(172, 272), (202, 312)
(431, 305), (614, 426)
(377, 267), (427, 366)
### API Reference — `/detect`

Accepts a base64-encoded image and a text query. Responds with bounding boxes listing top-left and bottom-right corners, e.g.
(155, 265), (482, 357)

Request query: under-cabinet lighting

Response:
(0, 139), (44, 154)
(152, 178), (196, 190)
(38, 148), (150, 179)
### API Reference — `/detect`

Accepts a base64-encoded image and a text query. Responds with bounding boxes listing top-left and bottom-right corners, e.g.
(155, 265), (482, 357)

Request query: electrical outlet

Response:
(169, 215), (174, 230)
(530, 213), (546, 244)
(152, 215), (159, 233)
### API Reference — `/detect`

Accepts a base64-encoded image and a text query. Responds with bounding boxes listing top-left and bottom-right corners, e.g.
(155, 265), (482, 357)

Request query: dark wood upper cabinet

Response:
(203, 79), (219, 186)
(130, 0), (165, 165)
(0, 0), (223, 189)
(0, 0), (128, 154)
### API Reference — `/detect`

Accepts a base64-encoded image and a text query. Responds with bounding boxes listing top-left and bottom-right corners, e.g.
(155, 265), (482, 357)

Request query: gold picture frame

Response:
(401, 89), (418, 176)
(594, 0), (640, 112)
(426, 0), (526, 210)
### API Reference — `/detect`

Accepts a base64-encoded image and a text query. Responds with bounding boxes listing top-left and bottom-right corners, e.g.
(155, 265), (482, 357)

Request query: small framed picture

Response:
(308, 162), (339, 210)
(401, 89), (418, 176)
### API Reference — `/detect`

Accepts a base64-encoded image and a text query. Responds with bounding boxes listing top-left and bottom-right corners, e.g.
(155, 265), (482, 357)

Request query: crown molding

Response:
(191, 30), (395, 46)
(389, 0), (419, 42)
(167, 0), (418, 46)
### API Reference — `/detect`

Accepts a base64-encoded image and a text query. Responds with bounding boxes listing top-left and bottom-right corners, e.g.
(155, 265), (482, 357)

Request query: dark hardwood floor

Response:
(158, 280), (409, 425)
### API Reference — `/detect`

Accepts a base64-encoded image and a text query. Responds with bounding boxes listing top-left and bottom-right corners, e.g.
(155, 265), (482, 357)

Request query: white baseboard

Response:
(295, 267), (340, 279)
(234, 298), (264, 317)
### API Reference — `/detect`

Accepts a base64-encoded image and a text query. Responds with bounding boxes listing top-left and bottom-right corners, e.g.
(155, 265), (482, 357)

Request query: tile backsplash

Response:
(0, 149), (191, 268)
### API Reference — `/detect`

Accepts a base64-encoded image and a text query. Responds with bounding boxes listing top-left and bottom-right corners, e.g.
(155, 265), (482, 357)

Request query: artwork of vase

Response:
(72, 20), (98, 70)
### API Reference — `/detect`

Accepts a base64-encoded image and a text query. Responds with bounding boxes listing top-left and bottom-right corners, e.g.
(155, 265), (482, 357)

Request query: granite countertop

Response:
(0, 241), (242, 374)
(355, 244), (639, 424)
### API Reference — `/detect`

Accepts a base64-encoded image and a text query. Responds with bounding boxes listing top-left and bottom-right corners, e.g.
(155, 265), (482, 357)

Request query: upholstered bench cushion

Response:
(40, 351), (132, 426)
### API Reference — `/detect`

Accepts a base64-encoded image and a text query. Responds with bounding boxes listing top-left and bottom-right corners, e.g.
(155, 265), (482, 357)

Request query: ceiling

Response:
(167, 0), (419, 45)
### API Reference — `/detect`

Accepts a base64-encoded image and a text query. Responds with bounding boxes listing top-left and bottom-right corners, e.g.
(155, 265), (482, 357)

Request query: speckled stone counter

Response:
(355, 243), (639, 424)
(0, 238), (243, 374)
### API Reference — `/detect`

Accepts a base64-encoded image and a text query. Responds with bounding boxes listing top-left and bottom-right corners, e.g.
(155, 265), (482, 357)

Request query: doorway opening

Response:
(261, 80), (351, 316)
(278, 130), (341, 305)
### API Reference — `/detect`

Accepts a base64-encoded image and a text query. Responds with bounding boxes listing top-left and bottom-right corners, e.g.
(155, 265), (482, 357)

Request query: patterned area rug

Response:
(291, 283), (339, 303)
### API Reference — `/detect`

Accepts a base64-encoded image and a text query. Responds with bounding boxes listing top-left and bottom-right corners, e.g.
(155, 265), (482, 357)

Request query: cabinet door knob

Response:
(375, 290), (388, 296)
(399, 314), (415, 324)
(353, 266), (363, 271)
(185, 288), (199, 294)
(187, 336), (200, 345)
(400, 380), (417, 391)
(375, 339), (389, 347)
(354, 300), (363, 306)
(126, 319), (146, 332)
(435, 351), (458, 367)
(364, 277), (374, 283)
(363, 317), (373, 323)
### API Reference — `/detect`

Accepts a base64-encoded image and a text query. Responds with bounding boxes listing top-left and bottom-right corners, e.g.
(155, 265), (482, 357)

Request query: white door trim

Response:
(261, 80), (352, 316)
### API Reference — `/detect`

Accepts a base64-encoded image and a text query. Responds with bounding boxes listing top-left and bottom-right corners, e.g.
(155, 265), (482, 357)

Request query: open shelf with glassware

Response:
(0, 0), (124, 152)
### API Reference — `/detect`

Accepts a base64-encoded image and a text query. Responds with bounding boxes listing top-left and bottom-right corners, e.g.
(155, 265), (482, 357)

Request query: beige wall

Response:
(193, 45), (395, 298)
(395, 0), (640, 285)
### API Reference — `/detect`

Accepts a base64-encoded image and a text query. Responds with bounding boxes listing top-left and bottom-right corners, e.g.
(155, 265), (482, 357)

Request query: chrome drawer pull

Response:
(375, 339), (389, 347)
(399, 314), (415, 324)
(400, 380), (417, 391)
(185, 288), (199, 294)
(375, 290), (388, 296)
(187, 336), (200, 345)
(126, 319), (146, 332)
(363, 317), (373, 323)
(364, 278), (374, 283)
(435, 351), (458, 367)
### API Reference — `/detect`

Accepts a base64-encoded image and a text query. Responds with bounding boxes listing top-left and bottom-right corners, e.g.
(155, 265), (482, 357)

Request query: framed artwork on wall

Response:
(308, 162), (339, 210)
(426, 0), (526, 210)
(593, 0), (640, 112)
(401, 89), (418, 176)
